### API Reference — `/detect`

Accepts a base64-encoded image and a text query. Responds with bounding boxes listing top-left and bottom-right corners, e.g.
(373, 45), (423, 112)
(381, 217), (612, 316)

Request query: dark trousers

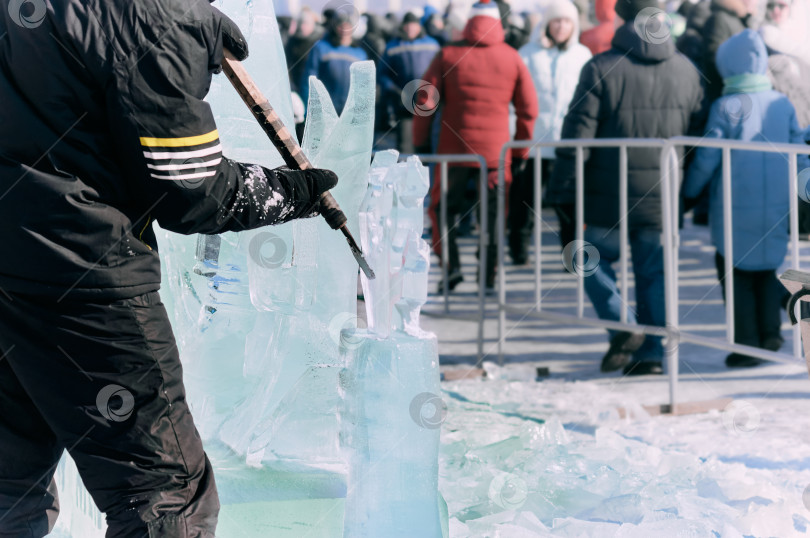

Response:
(507, 159), (575, 252)
(439, 167), (497, 281)
(553, 204), (576, 249)
(714, 253), (783, 349)
(0, 291), (218, 538)
(396, 117), (415, 155)
(508, 158), (542, 257)
(584, 226), (666, 361)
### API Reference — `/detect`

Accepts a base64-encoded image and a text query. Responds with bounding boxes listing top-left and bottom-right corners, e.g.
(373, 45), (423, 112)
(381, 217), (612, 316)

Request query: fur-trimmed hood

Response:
(529, 0), (581, 49)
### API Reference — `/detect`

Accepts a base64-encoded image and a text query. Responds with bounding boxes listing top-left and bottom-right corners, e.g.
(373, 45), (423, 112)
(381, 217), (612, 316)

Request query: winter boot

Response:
(600, 331), (645, 372)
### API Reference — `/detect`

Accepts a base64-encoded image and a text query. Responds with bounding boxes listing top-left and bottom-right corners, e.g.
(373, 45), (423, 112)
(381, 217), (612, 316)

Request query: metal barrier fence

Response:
(495, 139), (680, 404)
(494, 137), (810, 410)
(664, 136), (810, 367)
(412, 153), (488, 362)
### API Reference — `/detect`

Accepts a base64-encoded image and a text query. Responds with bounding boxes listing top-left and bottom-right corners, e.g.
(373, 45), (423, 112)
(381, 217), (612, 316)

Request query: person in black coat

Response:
(360, 12), (388, 64)
(548, 0), (704, 376)
(0, 2), (337, 536)
(701, 0), (756, 103)
(676, 0), (712, 68)
(285, 7), (324, 95)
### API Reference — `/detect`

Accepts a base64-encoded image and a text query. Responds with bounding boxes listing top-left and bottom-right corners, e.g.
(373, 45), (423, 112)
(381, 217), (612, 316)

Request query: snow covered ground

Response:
(50, 213), (810, 537)
(421, 211), (810, 537)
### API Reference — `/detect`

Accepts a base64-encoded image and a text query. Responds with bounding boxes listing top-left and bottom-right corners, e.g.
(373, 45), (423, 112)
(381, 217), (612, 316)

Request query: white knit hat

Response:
(543, 0), (579, 26)
(468, 0), (501, 20)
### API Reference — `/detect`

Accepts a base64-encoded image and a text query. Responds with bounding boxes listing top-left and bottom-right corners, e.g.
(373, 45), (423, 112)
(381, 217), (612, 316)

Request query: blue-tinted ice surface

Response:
(341, 332), (444, 537)
(359, 151), (430, 338)
(343, 149), (443, 536)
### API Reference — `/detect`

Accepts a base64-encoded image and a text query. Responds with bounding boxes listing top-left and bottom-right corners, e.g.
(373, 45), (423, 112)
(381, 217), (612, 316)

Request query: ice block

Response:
(340, 331), (444, 538)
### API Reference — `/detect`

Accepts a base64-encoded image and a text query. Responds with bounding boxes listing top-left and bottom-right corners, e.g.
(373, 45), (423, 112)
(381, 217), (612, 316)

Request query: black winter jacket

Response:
(701, 0), (751, 103)
(676, 0), (712, 68)
(0, 0), (315, 299)
(286, 29), (324, 94)
(549, 22), (704, 230)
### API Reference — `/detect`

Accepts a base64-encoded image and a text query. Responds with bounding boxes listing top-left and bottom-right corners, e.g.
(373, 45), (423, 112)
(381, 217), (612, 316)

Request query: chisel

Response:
(221, 49), (376, 280)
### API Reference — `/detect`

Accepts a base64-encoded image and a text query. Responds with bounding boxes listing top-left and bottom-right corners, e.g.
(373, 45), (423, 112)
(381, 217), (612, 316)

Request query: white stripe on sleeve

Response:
(149, 170), (218, 181)
(146, 158), (222, 171)
(143, 144), (223, 161)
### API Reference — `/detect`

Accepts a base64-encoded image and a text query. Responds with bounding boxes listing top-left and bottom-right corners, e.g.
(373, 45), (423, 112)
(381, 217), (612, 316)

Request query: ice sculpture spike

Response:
(221, 49), (376, 280)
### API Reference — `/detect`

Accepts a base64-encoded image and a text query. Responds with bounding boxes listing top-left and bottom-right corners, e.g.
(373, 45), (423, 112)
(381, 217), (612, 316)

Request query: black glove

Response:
(414, 144), (432, 156)
(511, 158), (528, 179)
(272, 167), (339, 220)
(211, 6), (249, 62)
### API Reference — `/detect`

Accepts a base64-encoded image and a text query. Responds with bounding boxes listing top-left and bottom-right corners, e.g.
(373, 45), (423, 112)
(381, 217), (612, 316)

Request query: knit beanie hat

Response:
(469, 0), (501, 20)
(402, 11), (420, 24)
(544, 0), (580, 27)
(615, 0), (661, 21)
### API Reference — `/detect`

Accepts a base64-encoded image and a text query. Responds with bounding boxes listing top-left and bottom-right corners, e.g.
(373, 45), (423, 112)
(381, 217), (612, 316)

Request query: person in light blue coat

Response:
(684, 29), (810, 368)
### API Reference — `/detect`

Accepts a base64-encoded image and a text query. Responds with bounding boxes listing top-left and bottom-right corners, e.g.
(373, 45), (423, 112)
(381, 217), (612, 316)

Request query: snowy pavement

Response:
(421, 211), (810, 537)
(49, 213), (810, 538)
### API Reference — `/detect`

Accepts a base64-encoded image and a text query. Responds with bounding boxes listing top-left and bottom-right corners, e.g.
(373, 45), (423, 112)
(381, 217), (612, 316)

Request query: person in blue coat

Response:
(378, 12), (441, 154)
(684, 29), (810, 368)
(300, 10), (368, 115)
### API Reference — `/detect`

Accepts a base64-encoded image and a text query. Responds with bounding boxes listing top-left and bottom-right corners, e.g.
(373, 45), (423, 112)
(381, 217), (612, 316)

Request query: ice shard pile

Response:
(435, 372), (810, 538)
(341, 151), (445, 537)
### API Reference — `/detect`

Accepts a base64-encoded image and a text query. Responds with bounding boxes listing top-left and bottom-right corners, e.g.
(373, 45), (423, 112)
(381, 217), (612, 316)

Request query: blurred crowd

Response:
(279, 0), (809, 143)
(278, 0), (810, 374)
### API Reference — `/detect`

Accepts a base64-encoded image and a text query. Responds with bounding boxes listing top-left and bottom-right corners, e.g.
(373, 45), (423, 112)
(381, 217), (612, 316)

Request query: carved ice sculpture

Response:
(342, 150), (444, 537)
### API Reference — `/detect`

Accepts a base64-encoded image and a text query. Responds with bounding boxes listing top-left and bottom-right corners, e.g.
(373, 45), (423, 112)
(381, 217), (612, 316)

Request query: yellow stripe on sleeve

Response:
(139, 129), (219, 148)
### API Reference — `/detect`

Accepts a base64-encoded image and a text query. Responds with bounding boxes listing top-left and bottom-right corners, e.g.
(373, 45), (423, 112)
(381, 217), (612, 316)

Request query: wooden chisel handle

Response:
(219, 49), (376, 280)
(220, 50), (346, 230)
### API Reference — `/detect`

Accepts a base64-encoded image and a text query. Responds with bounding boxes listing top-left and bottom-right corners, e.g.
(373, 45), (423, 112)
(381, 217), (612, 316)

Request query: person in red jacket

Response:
(581, 0), (618, 55)
(414, 0), (538, 292)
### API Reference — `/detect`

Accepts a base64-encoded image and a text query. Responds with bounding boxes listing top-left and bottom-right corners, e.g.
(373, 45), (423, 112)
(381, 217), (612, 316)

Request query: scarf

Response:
(722, 73), (773, 95)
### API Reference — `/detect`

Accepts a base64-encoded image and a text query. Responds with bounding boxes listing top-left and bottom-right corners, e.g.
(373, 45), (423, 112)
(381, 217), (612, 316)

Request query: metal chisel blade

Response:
(347, 238), (376, 280)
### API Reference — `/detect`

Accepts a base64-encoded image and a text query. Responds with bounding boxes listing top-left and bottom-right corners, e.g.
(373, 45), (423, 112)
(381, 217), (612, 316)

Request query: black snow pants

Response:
(442, 167), (498, 283)
(0, 291), (218, 538)
(714, 253), (784, 350)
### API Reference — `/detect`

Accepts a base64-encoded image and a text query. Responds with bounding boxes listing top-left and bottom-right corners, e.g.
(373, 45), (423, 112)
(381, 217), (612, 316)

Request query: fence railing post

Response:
(497, 149), (508, 364)
(660, 141), (679, 411)
(534, 149), (543, 312)
(478, 158), (487, 364)
(789, 152), (801, 359)
(619, 145), (629, 324)
(440, 160), (450, 314)
(721, 147), (735, 346)
(575, 146), (585, 318)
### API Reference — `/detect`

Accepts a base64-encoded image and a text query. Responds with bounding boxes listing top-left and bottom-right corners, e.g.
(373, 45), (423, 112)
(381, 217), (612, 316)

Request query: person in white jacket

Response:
(509, 0), (592, 264)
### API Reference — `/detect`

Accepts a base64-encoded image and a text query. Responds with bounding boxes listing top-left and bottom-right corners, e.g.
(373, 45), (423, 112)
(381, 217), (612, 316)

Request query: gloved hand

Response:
(211, 6), (249, 62)
(511, 158), (528, 179)
(272, 167), (339, 220)
(414, 144), (432, 156)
